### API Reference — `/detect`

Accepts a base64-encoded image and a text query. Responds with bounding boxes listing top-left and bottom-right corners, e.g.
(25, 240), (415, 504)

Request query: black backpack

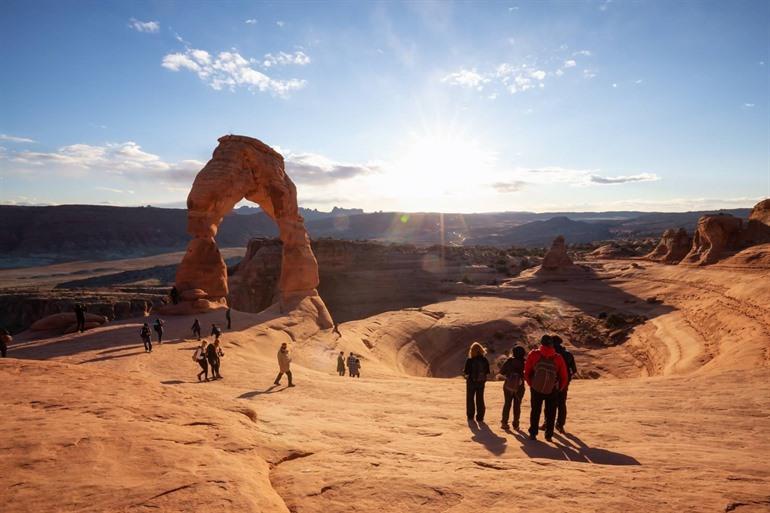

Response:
(470, 358), (487, 383)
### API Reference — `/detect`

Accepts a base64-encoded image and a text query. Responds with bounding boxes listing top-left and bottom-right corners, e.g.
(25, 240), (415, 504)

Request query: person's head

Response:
(540, 334), (553, 347)
(339, 351), (343, 355)
(468, 341), (486, 358)
(349, 351), (353, 356)
(513, 346), (526, 360)
(200, 340), (207, 347)
(214, 340), (220, 346)
(143, 322), (148, 327)
(551, 335), (563, 348)
(281, 342), (288, 351)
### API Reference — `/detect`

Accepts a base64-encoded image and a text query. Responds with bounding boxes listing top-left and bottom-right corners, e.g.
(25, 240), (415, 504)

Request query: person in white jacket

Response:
(274, 342), (295, 387)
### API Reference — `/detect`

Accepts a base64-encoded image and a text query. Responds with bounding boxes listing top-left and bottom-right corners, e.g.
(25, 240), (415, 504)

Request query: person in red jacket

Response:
(524, 335), (568, 441)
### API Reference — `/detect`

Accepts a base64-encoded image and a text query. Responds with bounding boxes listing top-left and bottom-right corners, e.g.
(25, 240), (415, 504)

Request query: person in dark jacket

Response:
(226, 307), (232, 330)
(191, 318), (201, 341)
(193, 340), (208, 381)
(336, 351), (346, 376)
(207, 340), (223, 380)
(170, 286), (180, 305)
(74, 304), (87, 333)
(140, 323), (153, 352)
(524, 335), (568, 441)
(0, 327), (11, 358)
(153, 318), (165, 344)
(499, 345), (526, 430)
(211, 323), (222, 342)
(552, 336), (577, 433)
(463, 342), (490, 423)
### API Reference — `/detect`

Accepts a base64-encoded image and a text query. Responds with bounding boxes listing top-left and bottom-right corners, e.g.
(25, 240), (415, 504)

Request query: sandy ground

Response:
(2, 260), (770, 512)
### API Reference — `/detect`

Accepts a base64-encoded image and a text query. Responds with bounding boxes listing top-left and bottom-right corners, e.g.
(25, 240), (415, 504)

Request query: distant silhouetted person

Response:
(463, 342), (490, 423)
(74, 304), (87, 333)
(211, 323), (222, 342)
(226, 307), (232, 330)
(153, 318), (165, 344)
(0, 328), (10, 358)
(275, 342), (294, 387)
(525, 335), (568, 441)
(346, 352), (356, 378)
(193, 340), (208, 381)
(140, 323), (152, 352)
(499, 346), (526, 430)
(191, 318), (201, 340)
(337, 351), (346, 376)
(206, 339), (223, 380)
(170, 286), (179, 305)
(333, 323), (342, 339)
(349, 355), (361, 378)
(552, 335), (577, 433)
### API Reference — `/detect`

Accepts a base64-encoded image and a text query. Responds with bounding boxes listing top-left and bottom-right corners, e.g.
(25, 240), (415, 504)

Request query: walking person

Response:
(206, 339), (223, 380)
(211, 323), (222, 342)
(349, 355), (361, 378)
(346, 352), (356, 378)
(336, 351), (346, 376)
(170, 286), (180, 305)
(499, 346), (526, 430)
(226, 307), (232, 330)
(524, 335), (568, 441)
(193, 340), (209, 381)
(0, 328), (10, 358)
(332, 323), (342, 339)
(140, 323), (153, 353)
(463, 342), (490, 423)
(552, 336), (577, 433)
(74, 304), (87, 333)
(191, 318), (201, 341)
(274, 342), (294, 387)
(153, 318), (165, 344)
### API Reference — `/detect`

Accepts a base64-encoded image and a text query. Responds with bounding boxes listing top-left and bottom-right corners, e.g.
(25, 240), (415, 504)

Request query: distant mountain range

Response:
(0, 204), (752, 268)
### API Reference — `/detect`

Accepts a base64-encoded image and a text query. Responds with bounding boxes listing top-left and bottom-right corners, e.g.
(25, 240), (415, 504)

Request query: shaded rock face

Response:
(228, 239), (282, 313)
(646, 228), (692, 264)
(169, 135), (327, 322)
(538, 235), (574, 271)
(744, 198), (770, 244)
(681, 215), (743, 266)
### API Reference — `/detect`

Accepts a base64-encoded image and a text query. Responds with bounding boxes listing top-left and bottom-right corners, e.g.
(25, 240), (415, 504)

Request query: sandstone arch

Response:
(167, 135), (331, 324)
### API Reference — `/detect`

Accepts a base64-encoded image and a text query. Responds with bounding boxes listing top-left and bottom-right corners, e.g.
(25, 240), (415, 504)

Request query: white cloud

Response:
(563, 59), (576, 68)
(245, 18), (257, 24)
(500, 167), (659, 187)
(441, 69), (490, 89)
(276, 20), (285, 27)
(492, 180), (527, 193)
(612, 83), (618, 88)
(744, 103), (755, 108)
(263, 51), (311, 67)
(508, 6), (519, 12)
(589, 173), (659, 184)
(162, 47), (307, 96)
(634, 79), (643, 84)
(128, 18), (160, 33)
(95, 186), (135, 194)
(555, 69), (564, 77)
(285, 152), (381, 185)
(583, 68), (597, 79)
(0, 134), (36, 143)
(599, 0), (613, 11)
(530, 69), (546, 80)
(574, 50), (592, 57)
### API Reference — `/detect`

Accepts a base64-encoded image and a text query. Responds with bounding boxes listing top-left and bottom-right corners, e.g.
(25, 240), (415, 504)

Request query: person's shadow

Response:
(511, 430), (640, 465)
(468, 419), (508, 456)
(237, 385), (287, 399)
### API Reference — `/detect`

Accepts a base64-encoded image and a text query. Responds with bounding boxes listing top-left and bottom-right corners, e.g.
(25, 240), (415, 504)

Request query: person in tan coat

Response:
(274, 342), (295, 387)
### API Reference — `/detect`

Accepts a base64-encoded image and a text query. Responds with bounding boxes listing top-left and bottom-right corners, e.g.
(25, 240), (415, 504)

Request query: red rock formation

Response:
(646, 228), (692, 264)
(30, 312), (107, 333)
(166, 135), (329, 324)
(537, 235), (575, 272)
(681, 214), (743, 266)
(743, 198), (770, 244)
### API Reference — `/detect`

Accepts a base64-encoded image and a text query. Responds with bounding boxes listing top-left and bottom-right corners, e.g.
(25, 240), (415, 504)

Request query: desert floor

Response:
(2, 259), (770, 512)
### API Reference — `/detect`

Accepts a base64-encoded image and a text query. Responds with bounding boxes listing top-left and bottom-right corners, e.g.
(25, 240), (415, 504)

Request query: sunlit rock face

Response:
(681, 214), (744, 266)
(538, 235), (574, 271)
(646, 228), (692, 264)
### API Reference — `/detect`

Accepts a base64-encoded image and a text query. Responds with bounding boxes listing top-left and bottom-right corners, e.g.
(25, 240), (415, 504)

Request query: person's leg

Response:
(466, 381), (476, 420)
(513, 388), (523, 429)
(147, 339), (152, 352)
(274, 372), (283, 385)
(529, 390), (544, 439)
(556, 386), (568, 430)
(501, 389), (513, 425)
(476, 383), (486, 421)
(544, 391), (558, 439)
(287, 370), (293, 386)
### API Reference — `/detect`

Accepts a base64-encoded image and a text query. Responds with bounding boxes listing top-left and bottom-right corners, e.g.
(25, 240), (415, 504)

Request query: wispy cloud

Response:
(0, 134), (36, 143)
(497, 167), (659, 188)
(743, 103), (756, 108)
(162, 46), (307, 96)
(492, 180), (527, 193)
(563, 59), (576, 68)
(263, 51), (311, 67)
(128, 18), (160, 33)
(285, 152), (381, 186)
(95, 186), (135, 194)
(245, 18), (257, 24)
(589, 173), (659, 184)
(276, 20), (285, 28)
(599, 0), (613, 11)
(441, 69), (490, 90)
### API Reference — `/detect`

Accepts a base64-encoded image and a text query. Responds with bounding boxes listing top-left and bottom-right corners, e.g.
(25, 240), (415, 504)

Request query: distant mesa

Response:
(645, 228), (692, 264)
(162, 134), (332, 327)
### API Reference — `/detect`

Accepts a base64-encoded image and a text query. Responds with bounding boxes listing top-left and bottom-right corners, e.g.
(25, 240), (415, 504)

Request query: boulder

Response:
(743, 198), (770, 244)
(538, 235), (575, 272)
(646, 228), (692, 264)
(179, 288), (209, 302)
(681, 214), (743, 266)
(30, 312), (107, 332)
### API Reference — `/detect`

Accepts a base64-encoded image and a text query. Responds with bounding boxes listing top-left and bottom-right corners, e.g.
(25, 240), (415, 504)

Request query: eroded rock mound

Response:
(681, 214), (743, 266)
(30, 312), (108, 333)
(165, 135), (330, 324)
(646, 228), (692, 264)
(744, 198), (770, 244)
(537, 235), (575, 272)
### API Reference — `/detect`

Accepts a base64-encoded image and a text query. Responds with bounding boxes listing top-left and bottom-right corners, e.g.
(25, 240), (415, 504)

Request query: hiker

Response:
(499, 346), (527, 430)
(191, 318), (201, 340)
(170, 286), (179, 305)
(346, 352), (356, 378)
(74, 304), (87, 333)
(206, 339), (223, 380)
(463, 342), (490, 423)
(153, 318), (165, 344)
(274, 342), (294, 387)
(349, 355), (361, 378)
(332, 323), (342, 339)
(0, 328), (10, 358)
(226, 307), (232, 330)
(524, 335), (568, 441)
(211, 323), (222, 342)
(140, 323), (153, 352)
(552, 335), (578, 433)
(193, 340), (209, 381)
(337, 351), (346, 376)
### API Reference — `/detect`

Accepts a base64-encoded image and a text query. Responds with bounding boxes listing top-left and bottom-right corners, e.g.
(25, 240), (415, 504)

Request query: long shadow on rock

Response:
(238, 385), (288, 399)
(79, 350), (147, 364)
(468, 420), (507, 456)
(511, 431), (640, 466)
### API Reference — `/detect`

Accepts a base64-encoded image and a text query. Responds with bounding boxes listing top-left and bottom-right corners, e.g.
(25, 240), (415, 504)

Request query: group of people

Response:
(336, 351), (361, 377)
(464, 334), (577, 442)
(192, 339), (224, 381)
(139, 318), (166, 352)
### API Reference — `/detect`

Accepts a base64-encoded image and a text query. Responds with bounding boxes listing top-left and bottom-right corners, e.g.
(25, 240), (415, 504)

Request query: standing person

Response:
(226, 307), (232, 330)
(206, 339), (222, 380)
(332, 323), (342, 339)
(153, 318), (165, 344)
(499, 346), (526, 430)
(74, 304), (87, 333)
(191, 318), (201, 341)
(170, 286), (180, 305)
(463, 342), (490, 423)
(349, 355), (361, 378)
(274, 342), (294, 387)
(336, 351), (346, 376)
(212, 340), (224, 379)
(346, 352), (356, 378)
(211, 323), (222, 342)
(524, 335), (568, 442)
(0, 328), (11, 358)
(140, 323), (153, 353)
(552, 336), (577, 433)
(193, 340), (209, 381)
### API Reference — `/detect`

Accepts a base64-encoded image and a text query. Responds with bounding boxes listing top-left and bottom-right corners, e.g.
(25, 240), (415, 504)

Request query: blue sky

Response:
(0, 0), (767, 213)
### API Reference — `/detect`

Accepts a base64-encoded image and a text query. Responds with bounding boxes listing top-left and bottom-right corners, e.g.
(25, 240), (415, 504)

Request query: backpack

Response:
(530, 354), (558, 394)
(470, 358), (487, 383)
(503, 359), (523, 393)
(192, 348), (202, 362)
